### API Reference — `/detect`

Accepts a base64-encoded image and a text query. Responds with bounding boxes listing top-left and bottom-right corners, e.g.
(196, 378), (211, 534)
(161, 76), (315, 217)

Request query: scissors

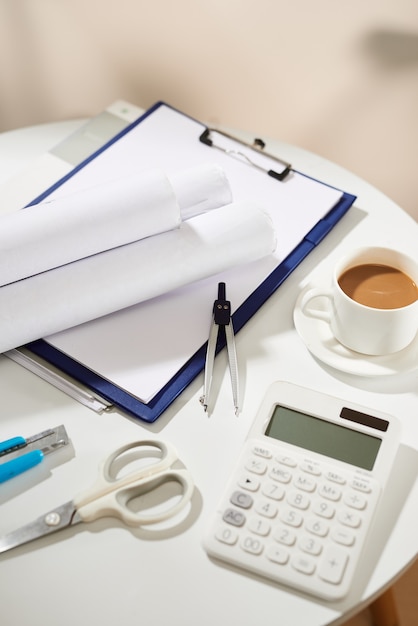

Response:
(0, 439), (194, 554)
(200, 282), (239, 415)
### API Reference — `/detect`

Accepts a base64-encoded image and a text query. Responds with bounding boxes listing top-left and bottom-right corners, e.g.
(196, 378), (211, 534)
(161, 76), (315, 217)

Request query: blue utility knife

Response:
(0, 425), (69, 483)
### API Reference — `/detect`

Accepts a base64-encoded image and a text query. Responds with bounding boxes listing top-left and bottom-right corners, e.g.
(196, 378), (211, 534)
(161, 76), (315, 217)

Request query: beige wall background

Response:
(0, 0), (417, 220)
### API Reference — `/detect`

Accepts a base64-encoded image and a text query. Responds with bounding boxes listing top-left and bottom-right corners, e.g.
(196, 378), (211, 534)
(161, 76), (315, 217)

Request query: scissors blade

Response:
(0, 500), (78, 555)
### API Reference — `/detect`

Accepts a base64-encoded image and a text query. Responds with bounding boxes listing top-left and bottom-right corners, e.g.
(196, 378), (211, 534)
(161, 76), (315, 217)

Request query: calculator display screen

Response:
(265, 405), (382, 470)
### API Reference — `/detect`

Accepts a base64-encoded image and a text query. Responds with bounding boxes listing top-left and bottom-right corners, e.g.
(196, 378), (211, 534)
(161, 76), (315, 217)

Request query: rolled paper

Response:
(0, 163), (232, 287)
(0, 201), (275, 353)
(0, 169), (180, 287)
(169, 163), (232, 220)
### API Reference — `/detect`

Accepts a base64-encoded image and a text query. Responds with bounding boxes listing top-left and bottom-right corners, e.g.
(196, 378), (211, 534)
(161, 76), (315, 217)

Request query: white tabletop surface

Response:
(0, 118), (417, 626)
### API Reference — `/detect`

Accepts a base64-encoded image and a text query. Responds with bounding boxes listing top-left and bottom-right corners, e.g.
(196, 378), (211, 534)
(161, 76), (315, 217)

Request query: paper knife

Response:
(0, 425), (69, 483)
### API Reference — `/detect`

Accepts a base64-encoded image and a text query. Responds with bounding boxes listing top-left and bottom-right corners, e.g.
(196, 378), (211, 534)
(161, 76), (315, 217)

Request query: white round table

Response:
(0, 117), (417, 626)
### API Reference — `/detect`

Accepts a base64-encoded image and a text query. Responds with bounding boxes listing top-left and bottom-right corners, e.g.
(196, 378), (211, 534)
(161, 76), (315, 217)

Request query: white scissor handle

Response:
(77, 468), (194, 526)
(102, 440), (177, 483)
(74, 440), (194, 526)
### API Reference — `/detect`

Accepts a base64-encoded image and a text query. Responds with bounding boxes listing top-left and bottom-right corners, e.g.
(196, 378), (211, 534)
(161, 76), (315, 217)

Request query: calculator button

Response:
(338, 509), (361, 528)
(261, 481), (285, 501)
(331, 527), (355, 546)
(318, 545), (349, 584)
(238, 474), (260, 492)
(344, 491), (367, 510)
(318, 483), (342, 501)
(291, 553), (316, 575)
(252, 445), (272, 459)
(276, 454), (297, 468)
(231, 491), (253, 509)
(300, 462), (321, 476)
(287, 490), (310, 510)
(280, 507), (303, 527)
(325, 471), (346, 485)
(269, 466), (292, 483)
(299, 535), (323, 556)
(273, 525), (296, 546)
(312, 500), (335, 519)
(305, 517), (329, 537)
(241, 535), (263, 555)
(255, 499), (278, 519)
(223, 508), (246, 527)
(294, 474), (317, 492)
(351, 478), (372, 493)
(215, 526), (238, 545)
(266, 544), (289, 565)
(248, 517), (271, 536)
(246, 458), (268, 474)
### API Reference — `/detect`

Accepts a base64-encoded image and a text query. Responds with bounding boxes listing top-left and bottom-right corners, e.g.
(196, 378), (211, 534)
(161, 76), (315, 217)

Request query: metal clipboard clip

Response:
(200, 282), (239, 416)
(199, 127), (292, 181)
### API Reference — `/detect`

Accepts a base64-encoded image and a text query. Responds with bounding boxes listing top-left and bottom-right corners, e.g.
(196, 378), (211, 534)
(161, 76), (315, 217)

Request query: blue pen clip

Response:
(0, 426), (69, 484)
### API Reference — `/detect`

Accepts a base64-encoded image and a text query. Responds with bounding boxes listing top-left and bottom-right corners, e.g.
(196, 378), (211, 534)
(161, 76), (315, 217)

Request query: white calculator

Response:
(203, 381), (401, 600)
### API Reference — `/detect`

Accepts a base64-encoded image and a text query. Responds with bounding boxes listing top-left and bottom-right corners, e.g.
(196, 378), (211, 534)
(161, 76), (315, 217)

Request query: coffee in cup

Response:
(338, 263), (417, 310)
(301, 247), (418, 355)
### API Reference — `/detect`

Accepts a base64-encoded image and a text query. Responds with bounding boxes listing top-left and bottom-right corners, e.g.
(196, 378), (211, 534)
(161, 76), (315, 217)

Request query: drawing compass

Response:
(200, 282), (239, 415)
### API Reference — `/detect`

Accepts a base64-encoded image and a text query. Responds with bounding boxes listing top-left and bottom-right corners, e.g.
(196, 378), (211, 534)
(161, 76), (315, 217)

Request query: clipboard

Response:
(10, 102), (356, 422)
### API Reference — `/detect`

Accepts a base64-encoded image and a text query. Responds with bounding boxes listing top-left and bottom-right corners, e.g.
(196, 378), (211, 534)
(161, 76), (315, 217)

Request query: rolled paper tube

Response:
(168, 163), (232, 220)
(0, 169), (180, 287)
(0, 163), (232, 287)
(0, 201), (276, 353)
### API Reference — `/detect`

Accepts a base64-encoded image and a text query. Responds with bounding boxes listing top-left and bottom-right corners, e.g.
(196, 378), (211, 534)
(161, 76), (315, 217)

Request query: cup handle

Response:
(300, 287), (333, 323)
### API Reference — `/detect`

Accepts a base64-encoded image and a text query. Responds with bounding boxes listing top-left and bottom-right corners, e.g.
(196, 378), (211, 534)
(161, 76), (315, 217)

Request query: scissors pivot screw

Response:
(45, 512), (62, 527)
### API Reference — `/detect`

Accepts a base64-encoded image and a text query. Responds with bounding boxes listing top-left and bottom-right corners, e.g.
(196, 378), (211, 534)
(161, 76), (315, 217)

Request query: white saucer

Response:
(293, 286), (418, 377)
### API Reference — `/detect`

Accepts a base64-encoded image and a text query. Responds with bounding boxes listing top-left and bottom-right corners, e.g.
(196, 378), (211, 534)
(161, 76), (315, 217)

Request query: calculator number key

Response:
(255, 499), (278, 519)
(261, 481), (285, 501)
(280, 507), (303, 528)
(215, 525), (238, 545)
(241, 535), (263, 555)
(299, 535), (323, 556)
(305, 517), (329, 537)
(312, 500), (335, 519)
(287, 490), (310, 510)
(273, 525), (296, 546)
(248, 517), (271, 536)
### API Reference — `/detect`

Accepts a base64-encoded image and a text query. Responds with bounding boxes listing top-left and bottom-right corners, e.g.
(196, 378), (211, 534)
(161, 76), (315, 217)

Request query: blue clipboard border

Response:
(24, 103), (356, 422)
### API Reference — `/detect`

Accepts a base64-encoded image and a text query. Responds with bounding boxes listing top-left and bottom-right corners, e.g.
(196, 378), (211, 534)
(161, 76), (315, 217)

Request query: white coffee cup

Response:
(301, 247), (418, 355)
